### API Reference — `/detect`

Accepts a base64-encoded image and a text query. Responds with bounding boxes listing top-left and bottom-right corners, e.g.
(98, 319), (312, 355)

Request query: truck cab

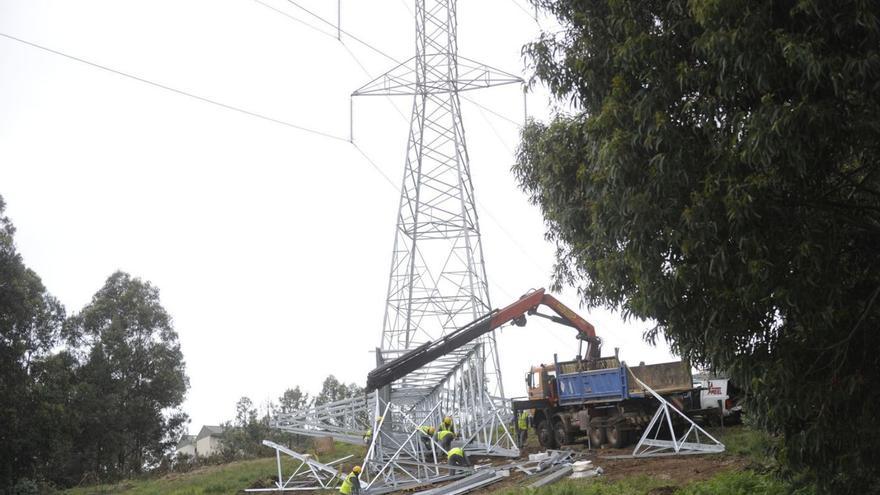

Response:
(526, 365), (557, 402)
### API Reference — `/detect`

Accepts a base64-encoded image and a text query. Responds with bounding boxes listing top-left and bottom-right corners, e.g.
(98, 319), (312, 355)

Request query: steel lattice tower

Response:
(355, 0), (521, 408)
(273, 2), (523, 490)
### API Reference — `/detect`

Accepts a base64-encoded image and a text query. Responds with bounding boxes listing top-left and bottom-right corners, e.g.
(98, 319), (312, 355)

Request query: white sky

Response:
(0, 0), (675, 432)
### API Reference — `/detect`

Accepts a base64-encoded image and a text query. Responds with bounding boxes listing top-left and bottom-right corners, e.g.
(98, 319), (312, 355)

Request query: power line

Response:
(339, 41), (410, 124)
(282, 0), (402, 64)
(352, 142), (399, 190)
(249, 3), (546, 273)
(461, 95), (521, 127)
(509, 0), (538, 23)
(3, 17), (547, 277)
(0, 32), (349, 143)
(252, 0), (337, 39)
(251, 0), (412, 124)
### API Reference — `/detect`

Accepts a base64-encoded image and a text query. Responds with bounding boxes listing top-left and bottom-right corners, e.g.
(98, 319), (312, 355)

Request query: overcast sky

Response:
(0, 0), (676, 432)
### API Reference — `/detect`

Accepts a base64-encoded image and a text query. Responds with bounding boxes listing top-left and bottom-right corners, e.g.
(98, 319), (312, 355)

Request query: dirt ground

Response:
(599, 451), (747, 484)
(468, 440), (748, 494)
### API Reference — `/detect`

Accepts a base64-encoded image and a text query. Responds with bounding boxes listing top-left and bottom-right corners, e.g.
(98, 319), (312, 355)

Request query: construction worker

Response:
(517, 410), (530, 447)
(363, 428), (372, 444)
(364, 416), (383, 444)
(418, 425), (435, 452)
(439, 415), (455, 435)
(437, 427), (455, 450)
(447, 446), (469, 474)
(339, 465), (361, 495)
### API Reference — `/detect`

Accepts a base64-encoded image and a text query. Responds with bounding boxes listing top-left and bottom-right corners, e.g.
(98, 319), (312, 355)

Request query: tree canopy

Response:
(515, 0), (880, 491)
(0, 196), (66, 489)
(68, 271), (190, 478)
(0, 194), (190, 489)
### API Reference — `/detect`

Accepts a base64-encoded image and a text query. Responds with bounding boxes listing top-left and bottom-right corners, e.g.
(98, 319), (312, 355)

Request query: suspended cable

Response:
(339, 42), (410, 124)
(282, 0), (402, 64)
(398, 0), (414, 16)
(251, 0), (411, 124)
(3, 19), (547, 275)
(352, 142), (399, 191)
(0, 32), (349, 143)
(461, 95), (521, 127)
(252, 0), (338, 39)
(509, 0), (538, 23)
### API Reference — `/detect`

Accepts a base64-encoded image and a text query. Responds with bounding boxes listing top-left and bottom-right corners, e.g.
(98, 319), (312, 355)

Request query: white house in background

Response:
(194, 425), (226, 457)
(175, 434), (196, 458)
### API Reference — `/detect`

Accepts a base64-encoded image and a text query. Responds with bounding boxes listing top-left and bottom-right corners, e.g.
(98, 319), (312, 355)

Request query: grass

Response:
(64, 427), (805, 495)
(497, 472), (791, 495)
(64, 442), (366, 495)
(497, 476), (673, 495)
(709, 424), (776, 466)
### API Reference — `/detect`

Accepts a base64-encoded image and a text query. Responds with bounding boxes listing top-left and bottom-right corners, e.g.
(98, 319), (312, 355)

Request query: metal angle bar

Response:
(413, 470), (496, 495)
(528, 465), (573, 488)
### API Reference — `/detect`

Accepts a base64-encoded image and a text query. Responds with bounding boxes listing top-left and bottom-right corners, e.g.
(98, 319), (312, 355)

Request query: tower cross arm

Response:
(352, 56), (523, 97)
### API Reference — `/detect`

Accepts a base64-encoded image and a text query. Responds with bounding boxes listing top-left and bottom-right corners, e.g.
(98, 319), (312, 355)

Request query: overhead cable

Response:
(282, 0), (402, 64)
(0, 32), (349, 143)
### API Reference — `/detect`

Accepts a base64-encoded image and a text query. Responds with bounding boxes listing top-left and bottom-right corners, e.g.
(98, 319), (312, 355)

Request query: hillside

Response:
(64, 426), (800, 495)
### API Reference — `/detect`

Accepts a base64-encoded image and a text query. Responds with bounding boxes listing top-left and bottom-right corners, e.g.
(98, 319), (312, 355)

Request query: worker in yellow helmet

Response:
(437, 427), (455, 450)
(364, 416), (383, 444)
(339, 465), (361, 495)
(439, 416), (455, 435)
(447, 447), (469, 474)
(517, 410), (530, 447)
(418, 425), (435, 452)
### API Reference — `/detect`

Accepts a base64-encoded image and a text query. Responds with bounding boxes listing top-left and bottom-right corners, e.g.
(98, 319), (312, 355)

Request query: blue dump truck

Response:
(512, 354), (697, 449)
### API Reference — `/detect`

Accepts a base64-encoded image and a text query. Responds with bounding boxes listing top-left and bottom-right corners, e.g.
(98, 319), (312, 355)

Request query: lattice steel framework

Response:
(272, 1), (523, 492)
(356, 0), (520, 411)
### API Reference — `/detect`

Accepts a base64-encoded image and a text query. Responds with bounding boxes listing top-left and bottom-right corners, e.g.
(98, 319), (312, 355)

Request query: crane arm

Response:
(365, 288), (600, 392)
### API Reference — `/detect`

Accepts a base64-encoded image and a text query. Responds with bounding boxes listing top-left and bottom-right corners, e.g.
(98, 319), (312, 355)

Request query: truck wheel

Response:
(537, 420), (557, 449)
(589, 426), (606, 447)
(553, 420), (569, 447)
(606, 423), (625, 449)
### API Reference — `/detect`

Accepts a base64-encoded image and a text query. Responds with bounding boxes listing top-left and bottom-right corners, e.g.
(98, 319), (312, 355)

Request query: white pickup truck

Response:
(693, 377), (742, 424)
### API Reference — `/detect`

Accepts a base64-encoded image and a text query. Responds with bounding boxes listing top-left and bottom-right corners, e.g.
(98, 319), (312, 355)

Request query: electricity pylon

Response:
(274, 1), (523, 491)
(355, 0), (521, 412)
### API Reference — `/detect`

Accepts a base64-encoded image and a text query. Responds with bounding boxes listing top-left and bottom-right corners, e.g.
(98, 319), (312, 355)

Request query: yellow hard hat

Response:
(353, 465), (362, 474)
(376, 416), (384, 421)
(428, 426), (435, 434)
(443, 416), (452, 424)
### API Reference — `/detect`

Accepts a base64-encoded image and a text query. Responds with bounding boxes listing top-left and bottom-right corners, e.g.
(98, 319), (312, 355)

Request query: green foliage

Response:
(676, 471), (790, 495)
(64, 443), (366, 495)
(0, 194), (190, 490)
(278, 386), (310, 413)
(67, 272), (190, 478)
(499, 476), (669, 495)
(218, 397), (275, 460)
(515, 0), (880, 491)
(716, 424), (776, 467)
(0, 195), (67, 490)
(315, 375), (363, 406)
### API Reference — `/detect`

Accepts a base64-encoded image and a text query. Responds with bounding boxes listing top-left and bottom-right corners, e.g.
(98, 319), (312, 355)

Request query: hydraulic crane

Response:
(365, 288), (601, 392)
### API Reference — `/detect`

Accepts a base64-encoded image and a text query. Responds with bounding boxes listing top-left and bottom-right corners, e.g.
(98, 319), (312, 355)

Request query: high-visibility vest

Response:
(364, 428), (372, 437)
(339, 472), (357, 494)
(518, 412), (529, 430)
(438, 429), (454, 440)
(448, 447), (464, 458)
(419, 425), (433, 436)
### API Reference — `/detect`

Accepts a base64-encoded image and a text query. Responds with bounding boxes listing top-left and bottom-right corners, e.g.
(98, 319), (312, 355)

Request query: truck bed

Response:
(626, 361), (693, 396)
(554, 360), (693, 404)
